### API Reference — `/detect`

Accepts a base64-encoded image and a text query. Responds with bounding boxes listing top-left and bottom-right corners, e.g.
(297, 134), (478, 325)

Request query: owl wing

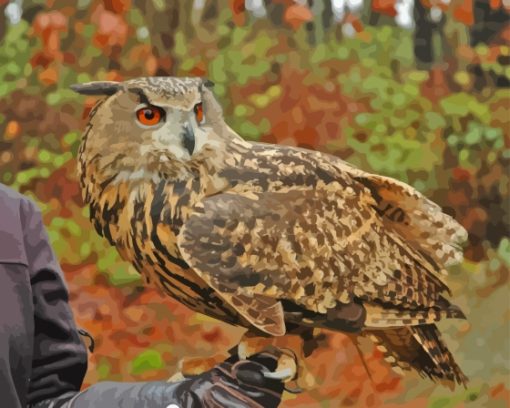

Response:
(177, 181), (458, 336)
(353, 173), (467, 266)
(324, 155), (468, 269)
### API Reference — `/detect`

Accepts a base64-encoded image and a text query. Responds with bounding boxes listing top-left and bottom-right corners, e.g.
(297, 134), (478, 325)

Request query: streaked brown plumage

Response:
(73, 77), (468, 387)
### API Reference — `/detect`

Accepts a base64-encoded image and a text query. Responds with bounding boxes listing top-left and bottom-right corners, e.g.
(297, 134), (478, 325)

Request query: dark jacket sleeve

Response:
(22, 198), (88, 405)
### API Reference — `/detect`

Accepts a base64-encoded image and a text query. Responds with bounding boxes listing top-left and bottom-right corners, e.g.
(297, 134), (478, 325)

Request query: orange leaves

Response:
(372, 0), (398, 17)
(42, 164), (82, 211)
(229, 0), (246, 26)
(38, 65), (59, 85)
(490, 0), (501, 8)
(419, 0), (449, 12)
(491, 383), (510, 406)
(31, 10), (68, 69)
(452, 167), (472, 182)
(128, 44), (158, 75)
(103, 0), (132, 14)
(488, 0), (510, 10)
(30, 11), (71, 86)
(453, 0), (474, 25)
(189, 60), (207, 77)
(81, 97), (99, 120)
(500, 24), (510, 42)
(344, 13), (366, 37)
(33, 10), (68, 37)
(284, 3), (313, 30)
(420, 68), (450, 102)
(91, 4), (129, 48)
(258, 65), (350, 150)
(4, 120), (21, 140)
(230, 0), (246, 15)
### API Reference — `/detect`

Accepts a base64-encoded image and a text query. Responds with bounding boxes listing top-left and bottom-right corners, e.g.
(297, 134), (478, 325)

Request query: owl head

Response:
(72, 77), (237, 197)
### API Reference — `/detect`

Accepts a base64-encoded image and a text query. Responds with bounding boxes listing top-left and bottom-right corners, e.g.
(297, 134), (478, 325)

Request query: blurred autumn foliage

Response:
(0, 0), (509, 407)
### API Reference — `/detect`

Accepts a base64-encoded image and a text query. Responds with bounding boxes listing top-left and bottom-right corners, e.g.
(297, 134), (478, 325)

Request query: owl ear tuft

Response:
(70, 81), (122, 96)
(201, 78), (215, 89)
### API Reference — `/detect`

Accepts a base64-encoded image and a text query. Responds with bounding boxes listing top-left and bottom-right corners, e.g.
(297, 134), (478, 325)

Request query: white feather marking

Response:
(115, 169), (161, 184)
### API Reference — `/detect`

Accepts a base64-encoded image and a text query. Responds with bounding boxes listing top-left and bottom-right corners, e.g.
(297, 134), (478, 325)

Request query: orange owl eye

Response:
(136, 106), (163, 126)
(194, 102), (204, 124)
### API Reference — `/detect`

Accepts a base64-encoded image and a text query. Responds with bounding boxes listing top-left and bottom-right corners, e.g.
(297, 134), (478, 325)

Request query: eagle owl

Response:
(72, 77), (468, 387)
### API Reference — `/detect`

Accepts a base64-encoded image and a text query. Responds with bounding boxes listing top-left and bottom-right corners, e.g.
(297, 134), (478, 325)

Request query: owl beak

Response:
(182, 122), (195, 156)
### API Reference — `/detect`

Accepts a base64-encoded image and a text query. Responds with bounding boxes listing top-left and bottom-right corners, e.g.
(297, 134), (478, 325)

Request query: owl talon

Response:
(237, 333), (320, 390)
(262, 368), (304, 394)
(283, 382), (304, 394)
(167, 371), (186, 383)
(262, 367), (295, 381)
(177, 353), (230, 378)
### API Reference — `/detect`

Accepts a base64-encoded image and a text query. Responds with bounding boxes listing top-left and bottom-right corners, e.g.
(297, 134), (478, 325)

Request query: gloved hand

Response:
(169, 352), (284, 408)
(29, 353), (284, 408)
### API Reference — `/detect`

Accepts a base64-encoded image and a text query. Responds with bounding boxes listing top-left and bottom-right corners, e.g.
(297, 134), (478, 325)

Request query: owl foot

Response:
(237, 332), (317, 391)
(168, 352), (230, 382)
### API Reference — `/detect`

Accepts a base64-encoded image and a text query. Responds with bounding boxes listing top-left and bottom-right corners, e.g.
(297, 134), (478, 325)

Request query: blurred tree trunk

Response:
(192, 0), (221, 33)
(321, 0), (343, 42)
(367, 0), (381, 26)
(201, 0), (219, 24)
(263, 0), (285, 25)
(413, 1), (434, 68)
(306, 0), (318, 45)
(413, 0), (447, 70)
(414, 1), (456, 99)
(0, 0), (8, 44)
(321, 0), (334, 31)
(20, 0), (45, 24)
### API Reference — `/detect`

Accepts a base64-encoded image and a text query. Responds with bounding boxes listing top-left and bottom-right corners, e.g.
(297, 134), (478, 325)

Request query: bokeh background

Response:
(1, 0), (509, 406)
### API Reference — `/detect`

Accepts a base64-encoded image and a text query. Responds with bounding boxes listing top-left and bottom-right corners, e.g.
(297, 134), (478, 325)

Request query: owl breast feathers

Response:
(73, 77), (468, 386)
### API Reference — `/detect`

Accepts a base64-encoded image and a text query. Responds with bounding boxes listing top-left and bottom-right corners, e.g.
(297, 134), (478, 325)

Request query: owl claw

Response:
(263, 368), (304, 394)
(238, 333), (318, 390)
(262, 367), (295, 381)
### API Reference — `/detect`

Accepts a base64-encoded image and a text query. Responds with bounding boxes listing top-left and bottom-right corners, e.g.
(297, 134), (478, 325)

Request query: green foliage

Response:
(474, 44), (510, 82)
(130, 350), (164, 375)
(428, 387), (481, 408)
(97, 247), (142, 287)
(342, 56), (444, 182)
(96, 358), (112, 380)
(447, 120), (507, 170)
(497, 238), (510, 267)
(440, 93), (491, 124)
(0, 21), (31, 97)
(207, 27), (274, 90)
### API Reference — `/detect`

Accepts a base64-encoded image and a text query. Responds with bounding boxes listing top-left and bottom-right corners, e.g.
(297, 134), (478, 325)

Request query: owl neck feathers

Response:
(78, 147), (243, 249)
(81, 169), (231, 251)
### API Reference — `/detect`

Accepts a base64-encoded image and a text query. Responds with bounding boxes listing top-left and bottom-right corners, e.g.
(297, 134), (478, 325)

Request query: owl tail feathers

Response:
(366, 324), (468, 388)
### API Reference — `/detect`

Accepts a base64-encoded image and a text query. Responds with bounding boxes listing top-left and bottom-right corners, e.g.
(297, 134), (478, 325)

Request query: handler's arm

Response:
(22, 198), (87, 405)
(24, 200), (282, 408)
